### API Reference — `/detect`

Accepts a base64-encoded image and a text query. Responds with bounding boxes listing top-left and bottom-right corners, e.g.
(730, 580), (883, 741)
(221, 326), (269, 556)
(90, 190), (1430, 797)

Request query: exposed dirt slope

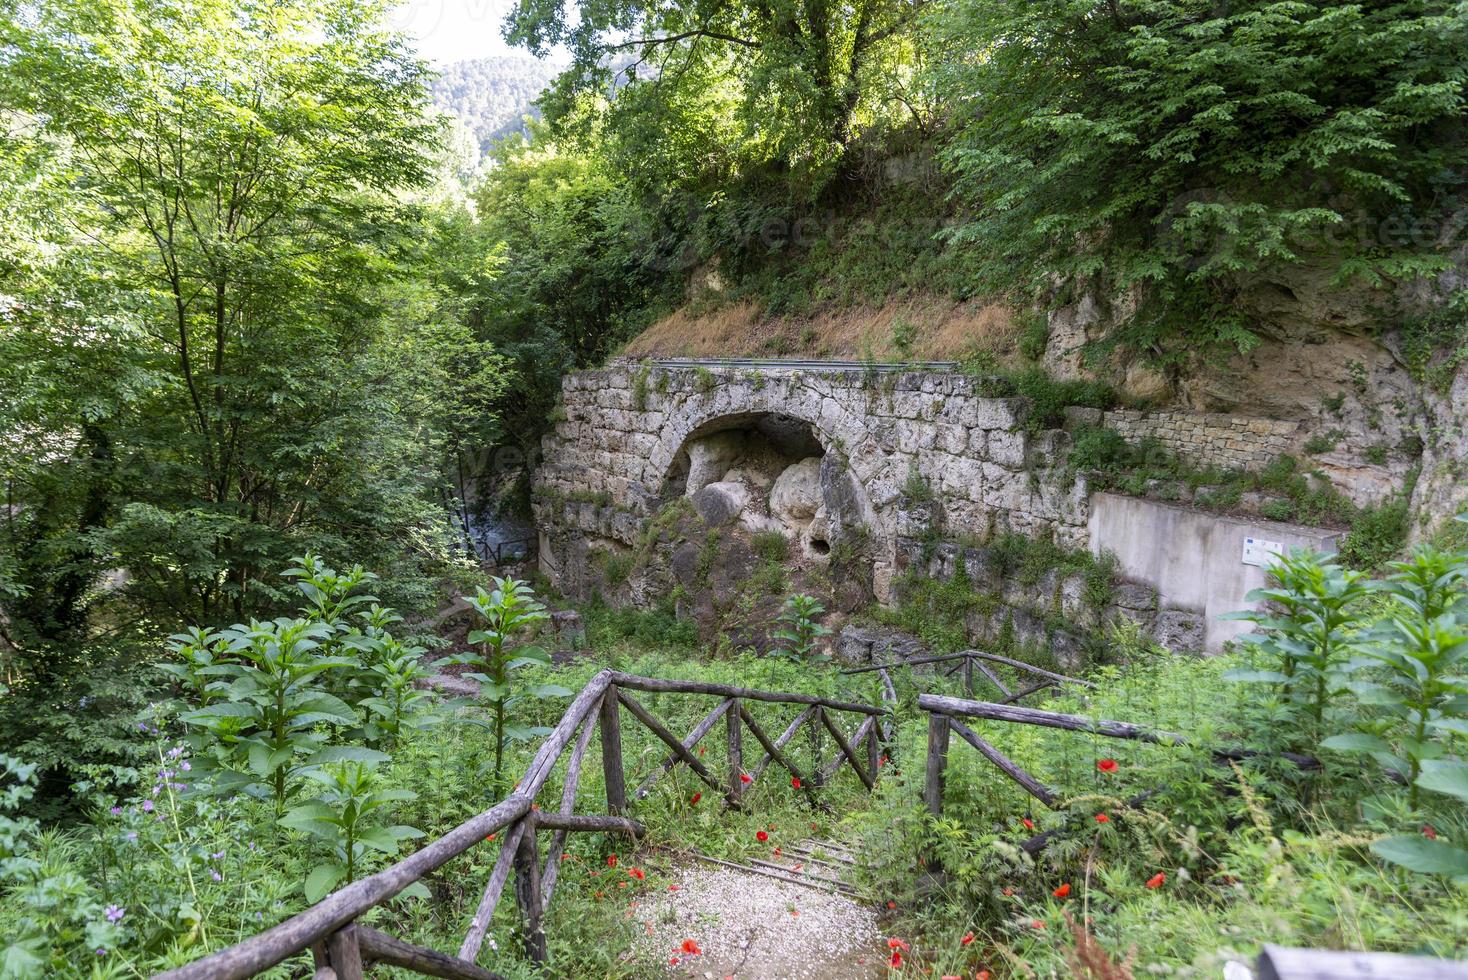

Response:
(622, 294), (1020, 363)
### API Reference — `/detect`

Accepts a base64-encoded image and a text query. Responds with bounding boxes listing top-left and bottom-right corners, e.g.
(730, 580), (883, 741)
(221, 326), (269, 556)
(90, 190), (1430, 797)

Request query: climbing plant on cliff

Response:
(933, 0), (1468, 357)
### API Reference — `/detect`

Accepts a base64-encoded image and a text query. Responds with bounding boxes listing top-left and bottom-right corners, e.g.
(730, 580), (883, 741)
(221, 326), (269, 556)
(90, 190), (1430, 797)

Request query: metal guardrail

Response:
(645, 357), (960, 373)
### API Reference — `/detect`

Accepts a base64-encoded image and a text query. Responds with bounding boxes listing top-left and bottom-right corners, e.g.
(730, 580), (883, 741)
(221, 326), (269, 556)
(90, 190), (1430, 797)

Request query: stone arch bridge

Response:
(531, 359), (1090, 603)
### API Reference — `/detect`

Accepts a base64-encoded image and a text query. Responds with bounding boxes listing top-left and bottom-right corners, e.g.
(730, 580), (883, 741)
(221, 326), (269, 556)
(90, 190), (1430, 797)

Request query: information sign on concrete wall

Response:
(1241, 536), (1283, 568)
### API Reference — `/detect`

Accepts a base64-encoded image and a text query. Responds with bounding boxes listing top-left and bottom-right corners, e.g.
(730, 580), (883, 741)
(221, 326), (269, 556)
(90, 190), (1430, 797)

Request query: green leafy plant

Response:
(358, 645), (440, 747)
(1222, 550), (1371, 741)
(280, 757), (424, 902)
(439, 578), (563, 793)
(1323, 544), (1468, 806)
(177, 618), (360, 814)
(772, 594), (831, 663)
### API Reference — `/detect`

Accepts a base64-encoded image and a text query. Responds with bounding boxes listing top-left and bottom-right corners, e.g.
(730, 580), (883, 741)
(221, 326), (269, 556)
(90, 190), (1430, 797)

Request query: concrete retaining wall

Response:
(1088, 492), (1343, 652)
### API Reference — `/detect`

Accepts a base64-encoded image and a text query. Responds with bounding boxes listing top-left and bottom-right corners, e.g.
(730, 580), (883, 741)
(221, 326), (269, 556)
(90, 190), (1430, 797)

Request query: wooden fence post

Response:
(866, 722), (881, 783)
(961, 655), (973, 698)
(599, 687), (626, 816)
(325, 923), (363, 980)
(727, 698), (743, 801)
(513, 818), (547, 963)
(923, 714), (950, 818)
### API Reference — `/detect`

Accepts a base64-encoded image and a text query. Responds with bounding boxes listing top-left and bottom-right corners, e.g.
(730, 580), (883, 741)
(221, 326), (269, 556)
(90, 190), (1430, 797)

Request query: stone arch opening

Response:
(659, 411), (847, 561)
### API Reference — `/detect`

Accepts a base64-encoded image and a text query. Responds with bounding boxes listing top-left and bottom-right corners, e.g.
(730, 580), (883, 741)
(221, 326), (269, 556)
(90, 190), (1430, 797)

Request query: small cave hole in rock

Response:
(663, 412), (845, 562)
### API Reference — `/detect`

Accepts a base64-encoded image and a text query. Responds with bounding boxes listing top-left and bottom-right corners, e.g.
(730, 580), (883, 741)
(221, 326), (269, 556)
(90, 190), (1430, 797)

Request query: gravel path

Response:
(631, 860), (888, 979)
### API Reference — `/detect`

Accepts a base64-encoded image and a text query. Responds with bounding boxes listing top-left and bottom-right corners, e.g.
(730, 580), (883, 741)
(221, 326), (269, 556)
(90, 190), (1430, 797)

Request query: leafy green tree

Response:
(933, 0), (1468, 357)
(508, 0), (926, 176)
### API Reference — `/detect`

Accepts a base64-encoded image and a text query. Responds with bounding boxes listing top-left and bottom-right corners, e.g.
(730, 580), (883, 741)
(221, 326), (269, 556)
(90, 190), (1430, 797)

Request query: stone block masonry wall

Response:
(533, 363), (1092, 598)
(533, 360), (1311, 606)
(1091, 408), (1300, 472)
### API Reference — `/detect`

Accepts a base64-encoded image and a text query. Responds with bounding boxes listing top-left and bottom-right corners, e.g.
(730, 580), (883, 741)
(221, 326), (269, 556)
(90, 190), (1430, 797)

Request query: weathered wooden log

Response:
(598, 687), (626, 816)
(312, 968), (335, 980)
(539, 710), (599, 907)
(839, 651), (972, 675)
(632, 698), (733, 801)
(999, 680), (1056, 704)
(618, 690), (737, 804)
(534, 812), (644, 836)
(865, 720), (881, 782)
(948, 718), (1057, 807)
(326, 925), (363, 980)
(459, 818), (528, 961)
(751, 704), (816, 780)
(917, 694), (1172, 742)
(512, 817), (546, 962)
(738, 704), (815, 797)
(727, 699), (743, 801)
(608, 672), (886, 715)
(961, 656), (974, 698)
(924, 714), (950, 818)
(358, 926), (507, 980)
(821, 714), (875, 782)
(917, 694), (1321, 771)
(878, 668), (897, 745)
(963, 651), (1095, 688)
(517, 671), (617, 798)
(820, 708), (875, 791)
(155, 792), (532, 980)
(1257, 944), (1468, 980)
(973, 661), (1012, 698)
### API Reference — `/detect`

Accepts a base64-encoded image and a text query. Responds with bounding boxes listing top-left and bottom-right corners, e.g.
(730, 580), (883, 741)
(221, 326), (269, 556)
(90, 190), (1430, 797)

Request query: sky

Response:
(392, 0), (524, 66)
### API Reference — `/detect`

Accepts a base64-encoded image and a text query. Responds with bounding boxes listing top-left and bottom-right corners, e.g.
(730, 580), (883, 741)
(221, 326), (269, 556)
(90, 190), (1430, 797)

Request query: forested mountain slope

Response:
(431, 55), (561, 156)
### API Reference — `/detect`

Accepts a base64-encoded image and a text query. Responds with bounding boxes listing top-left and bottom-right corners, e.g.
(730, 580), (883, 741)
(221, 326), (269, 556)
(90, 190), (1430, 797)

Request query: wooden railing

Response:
(916, 692), (1319, 856)
(841, 647), (1096, 704)
(154, 669), (888, 980)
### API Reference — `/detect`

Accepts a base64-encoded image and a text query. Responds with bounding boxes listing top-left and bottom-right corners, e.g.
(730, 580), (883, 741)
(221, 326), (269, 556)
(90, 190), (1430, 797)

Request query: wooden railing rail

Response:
(841, 648), (1094, 706)
(916, 692), (1318, 860)
(155, 669), (887, 980)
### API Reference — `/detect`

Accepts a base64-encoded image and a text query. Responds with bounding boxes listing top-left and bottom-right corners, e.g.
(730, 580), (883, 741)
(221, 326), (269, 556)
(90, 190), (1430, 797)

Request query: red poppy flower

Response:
(618, 882), (627, 889)
(690, 792), (702, 806)
(629, 867), (645, 880)
(607, 854), (618, 867)
(485, 833), (496, 842)
(1145, 872), (1166, 889)
(681, 939), (701, 955)
(669, 884), (680, 891)
(1021, 818), (1035, 830)
(594, 890), (604, 898)
(887, 900), (897, 909)
(1423, 824), (1438, 840)
(1001, 887), (1013, 897)
(1094, 813), (1109, 823)
(791, 777), (802, 789)
(698, 745), (706, 756)
(669, 958), (679, 966)
(774, 847), (782, 857)
(1030, 920), (1045, 930)
(978, 972), (991, 980)
(961, 932), (975, 946)
(1097, 758), (1118, 774)
(740, 773), (752, 784)
(1053, 883), (1071, 898)
(890, 951), (903, 968)
(888, 938), (910, 950)
(756, 830), (769, 842)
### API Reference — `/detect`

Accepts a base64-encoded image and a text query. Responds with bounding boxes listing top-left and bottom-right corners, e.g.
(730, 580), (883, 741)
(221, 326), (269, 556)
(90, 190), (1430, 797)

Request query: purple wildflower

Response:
(105, 905), (124, 923)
